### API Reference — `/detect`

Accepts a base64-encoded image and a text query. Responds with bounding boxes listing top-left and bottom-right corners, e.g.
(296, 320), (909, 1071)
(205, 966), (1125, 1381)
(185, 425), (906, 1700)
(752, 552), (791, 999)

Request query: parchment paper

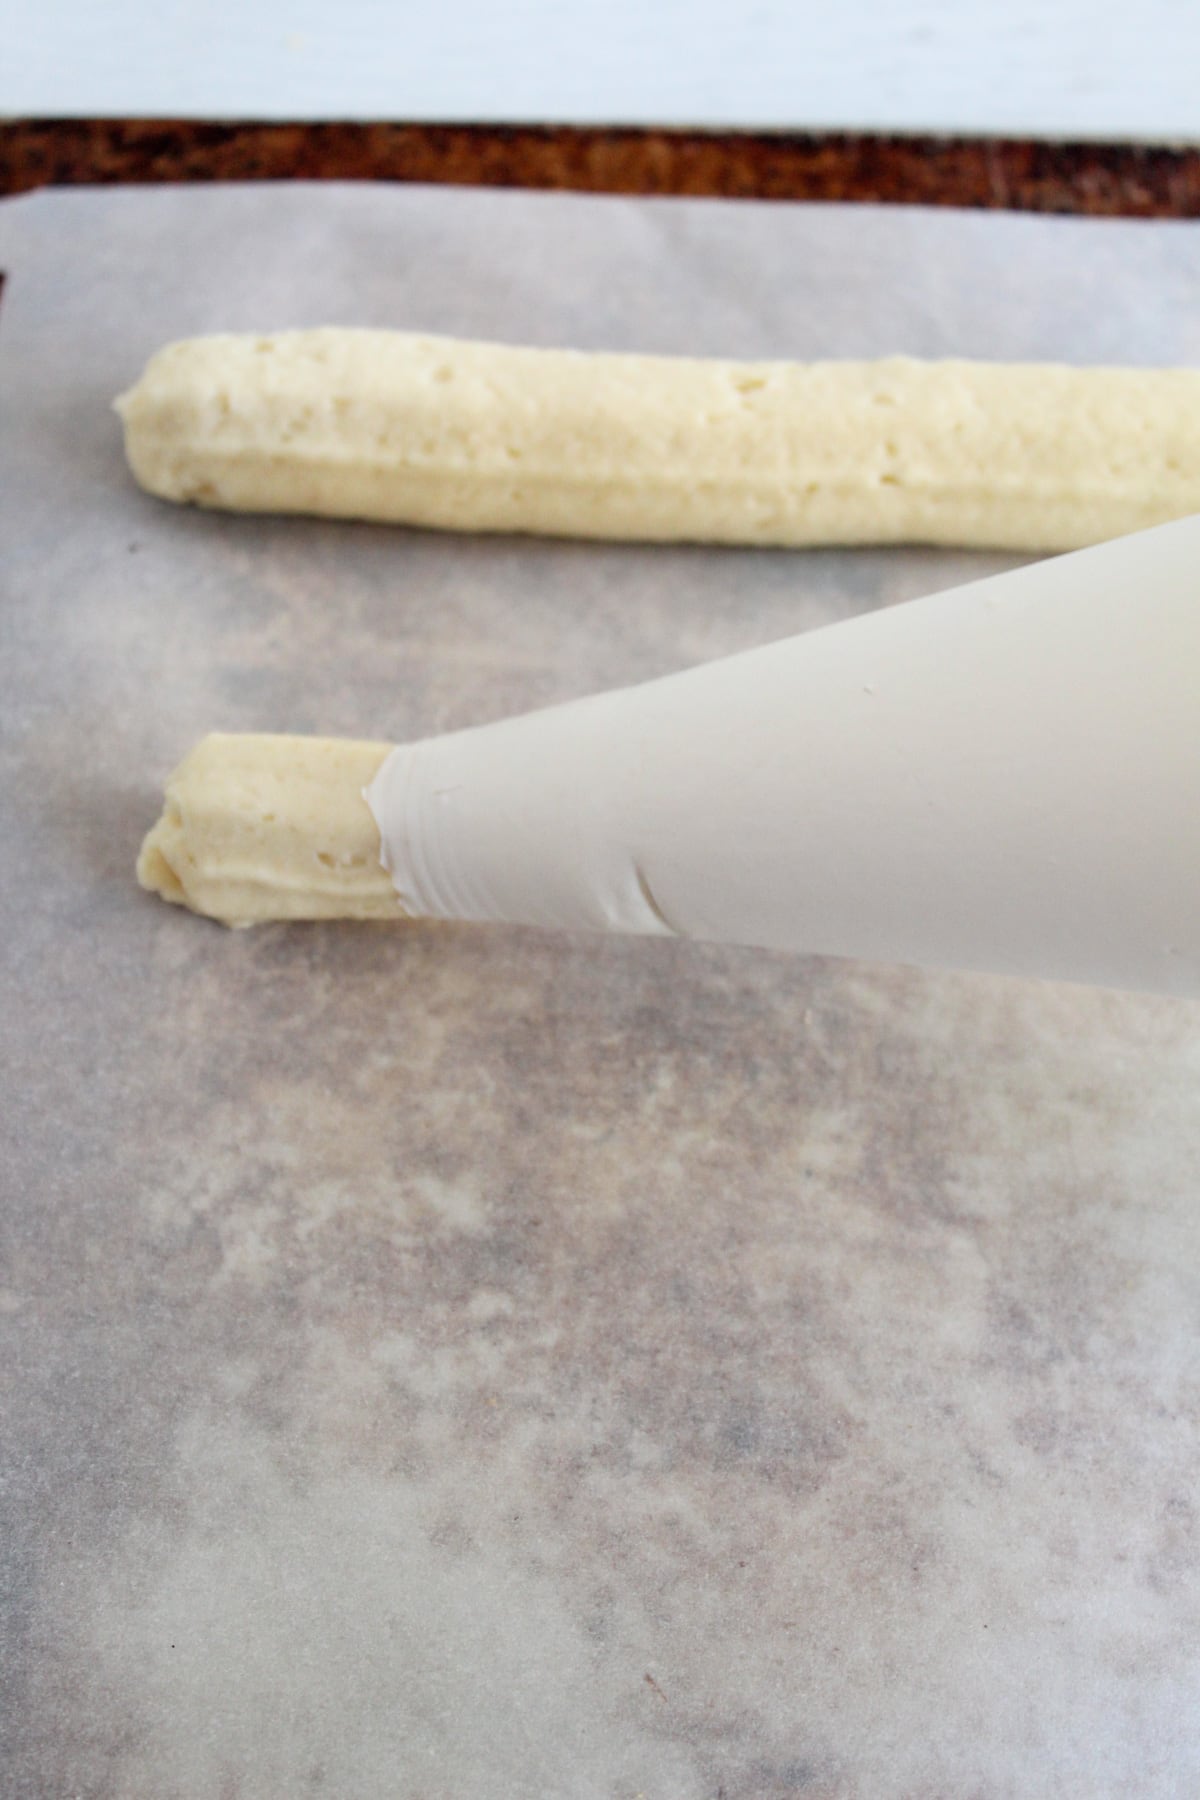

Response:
(3, 184), (1200, 1799)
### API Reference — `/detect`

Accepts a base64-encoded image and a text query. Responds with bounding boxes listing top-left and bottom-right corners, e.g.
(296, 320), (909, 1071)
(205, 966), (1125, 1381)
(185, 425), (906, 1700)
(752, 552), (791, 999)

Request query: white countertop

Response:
(7, 0), (1200, 142)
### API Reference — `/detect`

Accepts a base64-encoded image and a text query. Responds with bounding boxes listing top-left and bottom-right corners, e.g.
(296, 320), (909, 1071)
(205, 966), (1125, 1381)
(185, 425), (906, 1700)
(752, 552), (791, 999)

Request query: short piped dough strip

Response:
(138, 733), (404, 928)
(116, 330), (1200, 552)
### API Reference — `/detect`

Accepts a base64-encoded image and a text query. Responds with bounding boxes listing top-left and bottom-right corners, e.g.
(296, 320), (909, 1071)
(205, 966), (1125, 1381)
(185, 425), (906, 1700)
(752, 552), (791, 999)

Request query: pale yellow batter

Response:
(138, 734), (403, 927)
(117, 330), (1200, 552)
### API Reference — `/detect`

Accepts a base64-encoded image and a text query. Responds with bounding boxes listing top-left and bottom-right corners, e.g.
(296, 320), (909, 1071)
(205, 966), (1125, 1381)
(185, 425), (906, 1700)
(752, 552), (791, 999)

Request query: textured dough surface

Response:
(116, 330), (1200, 551)
(138, 733), (403, 928)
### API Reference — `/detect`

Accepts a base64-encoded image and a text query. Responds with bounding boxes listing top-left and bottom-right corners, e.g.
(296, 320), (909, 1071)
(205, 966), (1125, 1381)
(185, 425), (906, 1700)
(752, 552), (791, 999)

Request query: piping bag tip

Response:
(365, 515), (1200, 998)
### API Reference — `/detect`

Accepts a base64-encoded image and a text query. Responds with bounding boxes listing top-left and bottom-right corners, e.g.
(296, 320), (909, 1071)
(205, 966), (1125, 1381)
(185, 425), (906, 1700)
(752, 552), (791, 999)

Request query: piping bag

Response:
(365, 515), (1200, 997)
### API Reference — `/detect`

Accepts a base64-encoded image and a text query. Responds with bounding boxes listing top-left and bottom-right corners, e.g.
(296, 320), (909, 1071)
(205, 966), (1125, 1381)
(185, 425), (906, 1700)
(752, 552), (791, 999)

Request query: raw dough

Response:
(138, 733), (403, 927)
(116, 330), (1200, 552)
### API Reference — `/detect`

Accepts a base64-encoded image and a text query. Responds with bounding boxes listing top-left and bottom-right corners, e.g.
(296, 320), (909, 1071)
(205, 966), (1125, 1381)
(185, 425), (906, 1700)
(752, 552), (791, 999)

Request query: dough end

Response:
(138, 732), (406, 927)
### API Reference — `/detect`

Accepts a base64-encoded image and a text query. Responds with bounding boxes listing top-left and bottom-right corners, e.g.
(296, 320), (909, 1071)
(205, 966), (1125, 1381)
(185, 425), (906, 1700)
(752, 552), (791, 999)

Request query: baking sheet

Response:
(2, 183), (1200, 1798)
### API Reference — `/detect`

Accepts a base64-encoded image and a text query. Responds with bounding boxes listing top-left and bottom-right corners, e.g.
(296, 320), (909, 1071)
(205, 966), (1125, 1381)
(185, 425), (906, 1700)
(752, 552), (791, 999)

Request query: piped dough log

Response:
(138, 517), (1200, 996)
(137, 733), (404, 927)
(116, 330), (1200, 552)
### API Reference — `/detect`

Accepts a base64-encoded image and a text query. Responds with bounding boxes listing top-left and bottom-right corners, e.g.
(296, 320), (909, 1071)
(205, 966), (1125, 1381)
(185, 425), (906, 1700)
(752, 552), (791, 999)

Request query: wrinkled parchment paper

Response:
(3, 185), (1200, 1798)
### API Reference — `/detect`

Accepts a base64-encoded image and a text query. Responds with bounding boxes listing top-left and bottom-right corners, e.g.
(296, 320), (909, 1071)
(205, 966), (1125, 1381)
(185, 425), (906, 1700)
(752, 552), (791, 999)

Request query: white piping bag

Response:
(366, 516), (1200, 996)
